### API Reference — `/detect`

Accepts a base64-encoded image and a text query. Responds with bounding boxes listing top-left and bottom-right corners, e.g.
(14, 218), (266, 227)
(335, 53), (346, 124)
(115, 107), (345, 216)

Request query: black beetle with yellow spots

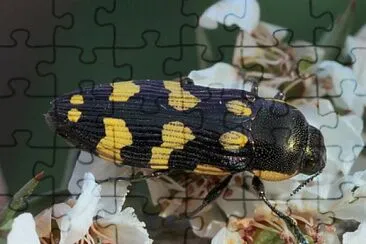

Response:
(46, 78), (326, 244)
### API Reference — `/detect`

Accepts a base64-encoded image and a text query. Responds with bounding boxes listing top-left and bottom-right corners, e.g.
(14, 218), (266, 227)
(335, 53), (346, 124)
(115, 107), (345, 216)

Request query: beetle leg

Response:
(129, 169), (172, 183)
(249, 78), (258, 96)
(238, 69), (259, 96)
(274, 91), (285, 100)
(180, 77), (194, 86)
(182, 175), (233, 218)
(252, 176), (309, 244)
(241, 77), (258, 102)
(96, 169), (171, 184)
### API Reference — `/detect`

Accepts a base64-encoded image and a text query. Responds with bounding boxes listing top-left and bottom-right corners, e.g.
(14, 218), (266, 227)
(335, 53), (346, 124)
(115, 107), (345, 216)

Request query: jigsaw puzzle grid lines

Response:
(1, 0), (366, 243)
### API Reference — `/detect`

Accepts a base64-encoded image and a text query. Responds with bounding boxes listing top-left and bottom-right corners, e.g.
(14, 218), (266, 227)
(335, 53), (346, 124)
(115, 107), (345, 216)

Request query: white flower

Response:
(31, 170), (152, 243)
(97, 208), (153, 244)
(316, 170), (366, 222)
(211, 226), (243, 244)
(7, 213), (40, 244)
(345, 24), (366, 90)
(284, 170), (366, 243)
(66, 171), (152, 243)
(199, 0), (260, 32)
(59, 172), (101, 244)
(343, 221), (366, 244)
(146, 172), (298, 239)
(68, 151), (133, 216)
(188, 62), (280, 98)
(211, 200), (340, 244)
(188, 62), (245, 89)
(315, 61), (366, 116)
(189, 204), (227, 238)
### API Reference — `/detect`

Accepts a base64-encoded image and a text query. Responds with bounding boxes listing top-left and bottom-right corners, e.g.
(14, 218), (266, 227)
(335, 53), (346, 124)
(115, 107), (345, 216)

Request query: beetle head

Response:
(301, 125), (326, 175)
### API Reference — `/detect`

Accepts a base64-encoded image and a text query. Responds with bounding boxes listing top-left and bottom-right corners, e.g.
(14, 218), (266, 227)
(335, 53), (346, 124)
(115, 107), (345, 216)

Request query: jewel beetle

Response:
(46, 78), (326, 244)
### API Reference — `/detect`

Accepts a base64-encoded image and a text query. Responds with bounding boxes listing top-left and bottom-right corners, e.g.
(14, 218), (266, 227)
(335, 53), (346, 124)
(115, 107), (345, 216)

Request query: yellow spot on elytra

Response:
(219, 131), (248, 151)
(70, 94), (84, 105)
(193, 164), (230, 176)
(149, 121), (195, 169)
(226, 100), (252, 116)
(109, 81), (140, 102)
(67, 108), (82, 122)
(96, 118), (133, 163)
(252, 170), (298, 181)
(164, 80), (200, 111)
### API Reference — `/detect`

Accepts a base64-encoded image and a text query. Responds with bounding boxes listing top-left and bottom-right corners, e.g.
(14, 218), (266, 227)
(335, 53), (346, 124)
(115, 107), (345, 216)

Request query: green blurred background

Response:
(0, 0), (365, 210)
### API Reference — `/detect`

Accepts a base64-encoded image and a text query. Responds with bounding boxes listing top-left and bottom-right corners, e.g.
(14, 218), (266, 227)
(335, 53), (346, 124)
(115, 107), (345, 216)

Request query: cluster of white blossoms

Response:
(6, 0), (366, 243)
(7, 169), (153, 244)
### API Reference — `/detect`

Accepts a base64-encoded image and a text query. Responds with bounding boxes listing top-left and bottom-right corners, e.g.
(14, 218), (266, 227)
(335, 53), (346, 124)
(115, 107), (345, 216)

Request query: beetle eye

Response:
(301, 126), (326, 175)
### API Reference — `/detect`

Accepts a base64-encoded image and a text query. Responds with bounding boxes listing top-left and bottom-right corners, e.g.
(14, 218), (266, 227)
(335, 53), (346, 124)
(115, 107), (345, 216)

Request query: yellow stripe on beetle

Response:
(219, 131), (248, 151)
(163, 80), (200, 111)
(70, 95), (84, 105)
(96, 118), (133, 163)
(194, 164), (230, 176)
(252, 170), (298, 181)
(109, 81), (140, 102)
(67, 108), (82, 122)
(149, 121), (195, 169)
(226, 100), (252, 116)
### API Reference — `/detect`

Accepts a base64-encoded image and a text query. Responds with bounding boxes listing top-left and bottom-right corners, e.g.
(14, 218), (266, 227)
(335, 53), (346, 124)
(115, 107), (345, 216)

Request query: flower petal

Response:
(355, 24), (366, 40)
(7, 213), (40, 244)
(59, 172), (101, 244)
(188, 62), (280, 98)
(35, 202), (72, 238)
(343, 221), (366, 244)
(216, 173), (277, 218)
(316, 61), (366, 116)
(68, 151), (132, 215)
(291, 40), (325, 67)
(96, 179), (131, 218)
(211, 227), (243, 244)
(295, 98), (337, 129)
(190, 204), (226, 238)
(199, 0), (260, 32)
(34, 207), (52, 238)
(146, 175), (185, 206)
(254, 21), (288, 43)
(318, 229), (341, 244)
(345, 36), (366, 92)
(188, 62), (244, 89)
(98, 207), (153, 244)
(329, 182), (366, 222)
(232, 30), (266, 68)
(321, 115), (364, 173)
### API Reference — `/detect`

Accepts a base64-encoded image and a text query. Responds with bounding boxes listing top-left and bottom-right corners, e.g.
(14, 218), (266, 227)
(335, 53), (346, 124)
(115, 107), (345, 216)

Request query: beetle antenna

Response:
(290, 171), (322, 197)
(252, 176), (309, 244)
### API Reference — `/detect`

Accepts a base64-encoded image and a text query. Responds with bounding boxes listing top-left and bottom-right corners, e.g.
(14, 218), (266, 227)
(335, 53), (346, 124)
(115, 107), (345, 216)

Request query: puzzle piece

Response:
(0, 80), (56, 146)
(37, 47), (132, 93)
(53, 0), (115, 63)
(114, 32), (184, 79)
(0, 0), (71, 46)
(0, 131), (67, 194)
(96, 0), (197, 48)
(0, 31), (55, 97)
